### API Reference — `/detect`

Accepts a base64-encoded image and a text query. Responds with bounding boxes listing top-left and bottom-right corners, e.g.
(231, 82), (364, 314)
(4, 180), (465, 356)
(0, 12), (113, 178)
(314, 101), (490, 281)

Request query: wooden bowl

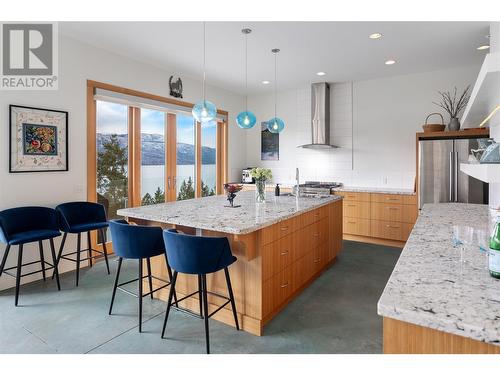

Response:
(422, 124), (446, 133)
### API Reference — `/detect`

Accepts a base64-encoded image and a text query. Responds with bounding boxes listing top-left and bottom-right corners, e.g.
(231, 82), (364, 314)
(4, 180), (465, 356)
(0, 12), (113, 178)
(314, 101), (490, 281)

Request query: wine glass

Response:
(473, 228), (489, 270)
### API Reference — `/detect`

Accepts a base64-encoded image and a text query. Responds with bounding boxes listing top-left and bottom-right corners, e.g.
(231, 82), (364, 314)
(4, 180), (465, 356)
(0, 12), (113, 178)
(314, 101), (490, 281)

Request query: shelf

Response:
(416, 128), (489, 140)
(461, 52), (500, 130)
(460, 163), (500, 183)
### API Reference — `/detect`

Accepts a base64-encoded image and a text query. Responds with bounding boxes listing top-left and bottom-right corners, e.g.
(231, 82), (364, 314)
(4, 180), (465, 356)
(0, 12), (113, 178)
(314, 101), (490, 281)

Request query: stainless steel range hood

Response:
(298, 82), (338, 149)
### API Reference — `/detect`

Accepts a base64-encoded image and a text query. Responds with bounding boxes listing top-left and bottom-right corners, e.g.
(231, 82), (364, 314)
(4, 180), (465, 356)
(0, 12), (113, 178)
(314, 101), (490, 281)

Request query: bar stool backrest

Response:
(0, 206), (59, 244)
(163, 229), (235, 275)
(56, 202), (107, 232)
(109, 219), (165, 259)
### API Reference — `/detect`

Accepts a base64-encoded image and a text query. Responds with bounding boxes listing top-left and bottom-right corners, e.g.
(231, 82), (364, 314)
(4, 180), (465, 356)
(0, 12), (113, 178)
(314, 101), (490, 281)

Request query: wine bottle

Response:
(489, 218), (500, 279)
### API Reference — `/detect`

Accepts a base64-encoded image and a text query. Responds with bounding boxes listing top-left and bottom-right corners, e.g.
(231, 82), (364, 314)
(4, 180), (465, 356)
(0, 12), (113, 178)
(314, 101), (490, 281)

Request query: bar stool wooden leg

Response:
(38, 241), (46, 281)
(224, 267), (239, 330)
(100, 228), (110, 275)
(164, 253), (178, 307)
(49, 238), (61, 291)
(15, 244), (23, 306)
(201, 274), (210, 354)
(161, 271), (178, 339)
(52, 232), (67, 280)
(0, 245), (11, 277)
(87, 231), (92, 268)
(109, 257), (122, 315)
(138, 258), (143, 332)
(76, 232), (81, 286)
(146, 258), (153, 300)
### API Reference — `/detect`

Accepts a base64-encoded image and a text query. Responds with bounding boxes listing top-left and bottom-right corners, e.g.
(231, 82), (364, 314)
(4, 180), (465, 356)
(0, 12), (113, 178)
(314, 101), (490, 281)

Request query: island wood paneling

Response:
(383, 317), (500, 354)
(139, 199), (343, 336)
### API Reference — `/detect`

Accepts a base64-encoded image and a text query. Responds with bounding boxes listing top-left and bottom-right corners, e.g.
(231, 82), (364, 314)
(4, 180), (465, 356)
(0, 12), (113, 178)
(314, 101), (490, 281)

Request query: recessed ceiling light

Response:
(477, 45), (490, 50)
(316, 71), (326, 76)
(262, 80), (270, 85)
(385, 59), (396, 65)
(369, 33), (382, 39)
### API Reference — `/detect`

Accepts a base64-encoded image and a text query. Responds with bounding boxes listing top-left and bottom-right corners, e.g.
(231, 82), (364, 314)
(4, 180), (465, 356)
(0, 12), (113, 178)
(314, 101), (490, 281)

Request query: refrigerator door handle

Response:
(455, 151), (459, 202)
(449, 151), (454, 202)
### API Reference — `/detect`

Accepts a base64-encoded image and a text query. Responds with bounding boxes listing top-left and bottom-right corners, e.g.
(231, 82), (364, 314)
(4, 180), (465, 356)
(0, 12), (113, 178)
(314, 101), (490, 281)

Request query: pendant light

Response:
(192, 22), (217, 123)
(236, 28), (257, 129)
(267, 48), (285, 133)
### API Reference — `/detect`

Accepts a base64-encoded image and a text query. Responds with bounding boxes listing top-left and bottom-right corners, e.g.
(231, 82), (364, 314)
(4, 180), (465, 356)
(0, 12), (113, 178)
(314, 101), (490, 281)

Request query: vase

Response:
(255, 179), (266, 203)
(448, 117), (460, 131)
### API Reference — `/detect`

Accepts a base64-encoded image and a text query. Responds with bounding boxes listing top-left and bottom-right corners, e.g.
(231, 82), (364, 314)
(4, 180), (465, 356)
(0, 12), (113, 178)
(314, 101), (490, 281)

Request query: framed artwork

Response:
(261, 121), (279, 161)
(9, 105), (68, 173)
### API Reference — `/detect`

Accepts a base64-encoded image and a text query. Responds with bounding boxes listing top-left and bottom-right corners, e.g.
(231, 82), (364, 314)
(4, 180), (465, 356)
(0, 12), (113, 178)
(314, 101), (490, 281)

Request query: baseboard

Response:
(343, 234), (405, 248)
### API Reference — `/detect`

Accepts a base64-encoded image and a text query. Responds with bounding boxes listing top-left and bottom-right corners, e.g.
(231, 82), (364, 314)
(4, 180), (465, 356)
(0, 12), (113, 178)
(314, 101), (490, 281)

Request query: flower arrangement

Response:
(250, 168), (272, 203)
(250, 167), (273, 181)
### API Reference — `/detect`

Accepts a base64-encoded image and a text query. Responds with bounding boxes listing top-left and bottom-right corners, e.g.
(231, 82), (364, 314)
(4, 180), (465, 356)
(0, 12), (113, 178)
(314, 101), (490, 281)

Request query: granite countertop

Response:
(117, 192), (341, 235)
(333, 186), (416, 195)
(378, 203), (500, 345)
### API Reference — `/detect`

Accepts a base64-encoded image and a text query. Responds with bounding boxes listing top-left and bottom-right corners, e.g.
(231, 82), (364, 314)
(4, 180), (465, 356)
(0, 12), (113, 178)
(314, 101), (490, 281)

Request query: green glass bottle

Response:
(489, 219), (500, 279)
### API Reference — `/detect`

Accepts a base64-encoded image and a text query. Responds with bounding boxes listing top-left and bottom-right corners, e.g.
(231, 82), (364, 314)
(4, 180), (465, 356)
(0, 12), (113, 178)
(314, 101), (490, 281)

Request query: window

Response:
(87, 80), (228, 249)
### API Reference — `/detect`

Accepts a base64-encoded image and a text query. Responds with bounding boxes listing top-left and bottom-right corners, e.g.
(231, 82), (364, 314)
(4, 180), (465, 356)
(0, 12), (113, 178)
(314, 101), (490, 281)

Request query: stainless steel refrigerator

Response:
(419, 137), (489, 209)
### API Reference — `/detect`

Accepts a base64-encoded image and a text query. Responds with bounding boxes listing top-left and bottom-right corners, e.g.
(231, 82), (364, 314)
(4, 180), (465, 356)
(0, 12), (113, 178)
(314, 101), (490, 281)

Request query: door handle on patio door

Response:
(167, 176), (171, 190)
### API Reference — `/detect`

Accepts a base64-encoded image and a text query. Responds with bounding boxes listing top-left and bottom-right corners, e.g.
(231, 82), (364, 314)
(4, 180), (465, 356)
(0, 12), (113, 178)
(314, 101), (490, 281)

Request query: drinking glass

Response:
(473, 228), (489, 270)
(452, 225), (473, 263)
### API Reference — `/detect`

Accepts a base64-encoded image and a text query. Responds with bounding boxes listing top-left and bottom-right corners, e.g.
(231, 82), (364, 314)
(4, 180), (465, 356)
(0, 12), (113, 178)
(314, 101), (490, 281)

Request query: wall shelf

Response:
(461, 52), (500, 134)
(460, 162), (500, 183)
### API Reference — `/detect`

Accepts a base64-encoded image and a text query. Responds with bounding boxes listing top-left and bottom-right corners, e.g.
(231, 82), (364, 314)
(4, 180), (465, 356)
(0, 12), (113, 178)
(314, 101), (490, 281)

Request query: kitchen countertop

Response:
(377, 203), (500, 346)
(117, 191), (341, 235)
(333, 186), (416, 195)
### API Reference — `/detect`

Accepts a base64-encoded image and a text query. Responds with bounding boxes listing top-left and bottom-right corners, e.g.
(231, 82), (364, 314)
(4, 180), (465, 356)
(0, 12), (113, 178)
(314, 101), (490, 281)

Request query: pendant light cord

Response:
(203, 21), (206, 103)
(245, 31), (248, 112)
(274, 51), (277, 119)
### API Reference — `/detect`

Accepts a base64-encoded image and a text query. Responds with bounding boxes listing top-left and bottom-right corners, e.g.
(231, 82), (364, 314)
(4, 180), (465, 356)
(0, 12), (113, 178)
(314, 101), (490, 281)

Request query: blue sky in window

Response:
(97, 101), (216, 148)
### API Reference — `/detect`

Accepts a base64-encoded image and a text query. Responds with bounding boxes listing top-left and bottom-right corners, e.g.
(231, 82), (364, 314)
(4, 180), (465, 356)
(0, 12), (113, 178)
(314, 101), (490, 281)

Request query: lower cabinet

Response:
(261, 201), (342, 318)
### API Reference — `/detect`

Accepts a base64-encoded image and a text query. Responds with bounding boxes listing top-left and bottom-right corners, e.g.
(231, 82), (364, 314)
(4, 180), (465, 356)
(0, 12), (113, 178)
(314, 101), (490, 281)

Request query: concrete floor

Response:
(0, 241), (400, 354)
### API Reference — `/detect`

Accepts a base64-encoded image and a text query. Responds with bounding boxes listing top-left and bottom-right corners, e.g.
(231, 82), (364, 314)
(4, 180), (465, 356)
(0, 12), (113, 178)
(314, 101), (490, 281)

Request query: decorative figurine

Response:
(224, 183), (243, 207)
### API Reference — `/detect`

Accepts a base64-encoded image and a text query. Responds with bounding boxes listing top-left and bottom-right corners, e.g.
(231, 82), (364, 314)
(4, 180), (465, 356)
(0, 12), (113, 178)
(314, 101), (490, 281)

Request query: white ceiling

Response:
(60, 21), (490, 94)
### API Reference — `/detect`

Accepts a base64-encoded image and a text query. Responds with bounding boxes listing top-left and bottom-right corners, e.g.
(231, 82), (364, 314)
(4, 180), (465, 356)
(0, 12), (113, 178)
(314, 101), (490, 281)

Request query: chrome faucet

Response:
(295, 168), (300, 197)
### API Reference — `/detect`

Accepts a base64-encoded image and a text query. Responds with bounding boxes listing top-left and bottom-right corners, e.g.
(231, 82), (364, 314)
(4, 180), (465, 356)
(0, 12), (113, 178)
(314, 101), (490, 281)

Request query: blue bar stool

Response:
(0, 207), (61, 306)
(108, 219), (178, 332)
(54, 202), (110, 286)
(161, 229), (239, 354)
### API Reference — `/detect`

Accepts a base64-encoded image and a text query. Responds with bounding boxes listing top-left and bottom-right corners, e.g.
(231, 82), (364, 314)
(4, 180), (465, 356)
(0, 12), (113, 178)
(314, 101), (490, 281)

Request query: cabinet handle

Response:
(387, 207), (399, 211)
(348, 221), (356, 224)
(314, 258), (320, 263)
(280, 250), (289, 256)
(386, 198), (399, 201)
(280, 226), (289, 231)
(313, 233), (320, 237)
(347, 204), (356, 207)
(386, 225), (400, 229)
(281, 282), (289, 288)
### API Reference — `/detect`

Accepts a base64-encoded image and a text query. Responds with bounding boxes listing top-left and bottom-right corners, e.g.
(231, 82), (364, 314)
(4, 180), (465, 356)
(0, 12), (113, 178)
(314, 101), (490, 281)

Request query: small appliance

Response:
(241, 168), (255, 184)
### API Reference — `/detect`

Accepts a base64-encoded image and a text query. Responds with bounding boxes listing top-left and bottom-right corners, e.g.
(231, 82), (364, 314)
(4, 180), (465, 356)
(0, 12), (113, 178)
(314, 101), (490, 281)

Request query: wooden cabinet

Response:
(334, 191), (418, 246)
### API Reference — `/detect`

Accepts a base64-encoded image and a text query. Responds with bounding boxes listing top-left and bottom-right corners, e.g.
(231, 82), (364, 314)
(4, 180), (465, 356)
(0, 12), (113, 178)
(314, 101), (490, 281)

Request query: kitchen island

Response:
(118, 192), (343, 336)
(378, 203), (500, 353)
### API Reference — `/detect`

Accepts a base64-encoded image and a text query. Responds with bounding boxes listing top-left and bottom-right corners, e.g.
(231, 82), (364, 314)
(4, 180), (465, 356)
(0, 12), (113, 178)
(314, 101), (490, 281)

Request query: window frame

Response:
(86, 80), (228, 251)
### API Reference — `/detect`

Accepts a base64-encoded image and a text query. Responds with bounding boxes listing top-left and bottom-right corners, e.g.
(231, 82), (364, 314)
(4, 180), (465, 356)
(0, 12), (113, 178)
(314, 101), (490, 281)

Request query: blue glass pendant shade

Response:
(192, 100), (217, 123)
(236, 111), (257, 129)
(267, 117), (285, 133)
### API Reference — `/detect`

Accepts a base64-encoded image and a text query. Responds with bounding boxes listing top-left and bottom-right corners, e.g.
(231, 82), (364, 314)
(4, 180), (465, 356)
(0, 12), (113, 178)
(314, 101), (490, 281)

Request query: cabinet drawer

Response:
(313, 242), (329, 273)
(262, 234), (295, 281)
(403, 194), (417, 205)
(260, 217), (297, 245)
(293, 251), (314, 292)
(402, 222), (414, 241)
(343, 201), (370, 219)
(272, 265), (293, 309)
(402, 204), (418, 224)
(370, 220), (403, 241)
(371, 202), (403, 222)
(343, 217), (371, 236)
(371, 193), (403, 204)
(336, 191), (371, 202)
(310, 217), (328, 248)
(277, 218), (295, 238)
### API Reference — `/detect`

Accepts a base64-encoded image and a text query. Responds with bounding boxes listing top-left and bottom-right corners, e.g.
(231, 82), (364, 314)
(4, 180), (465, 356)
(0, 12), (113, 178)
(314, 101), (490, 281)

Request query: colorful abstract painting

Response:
(23, 124), (58, 156)
(10, 105), (68, 172)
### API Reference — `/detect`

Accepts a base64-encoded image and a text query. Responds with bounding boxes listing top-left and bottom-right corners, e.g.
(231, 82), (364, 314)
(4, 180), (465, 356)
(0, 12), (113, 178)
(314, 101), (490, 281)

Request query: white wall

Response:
(246, 65), (480, 189)
(0, 35), (246, 291)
